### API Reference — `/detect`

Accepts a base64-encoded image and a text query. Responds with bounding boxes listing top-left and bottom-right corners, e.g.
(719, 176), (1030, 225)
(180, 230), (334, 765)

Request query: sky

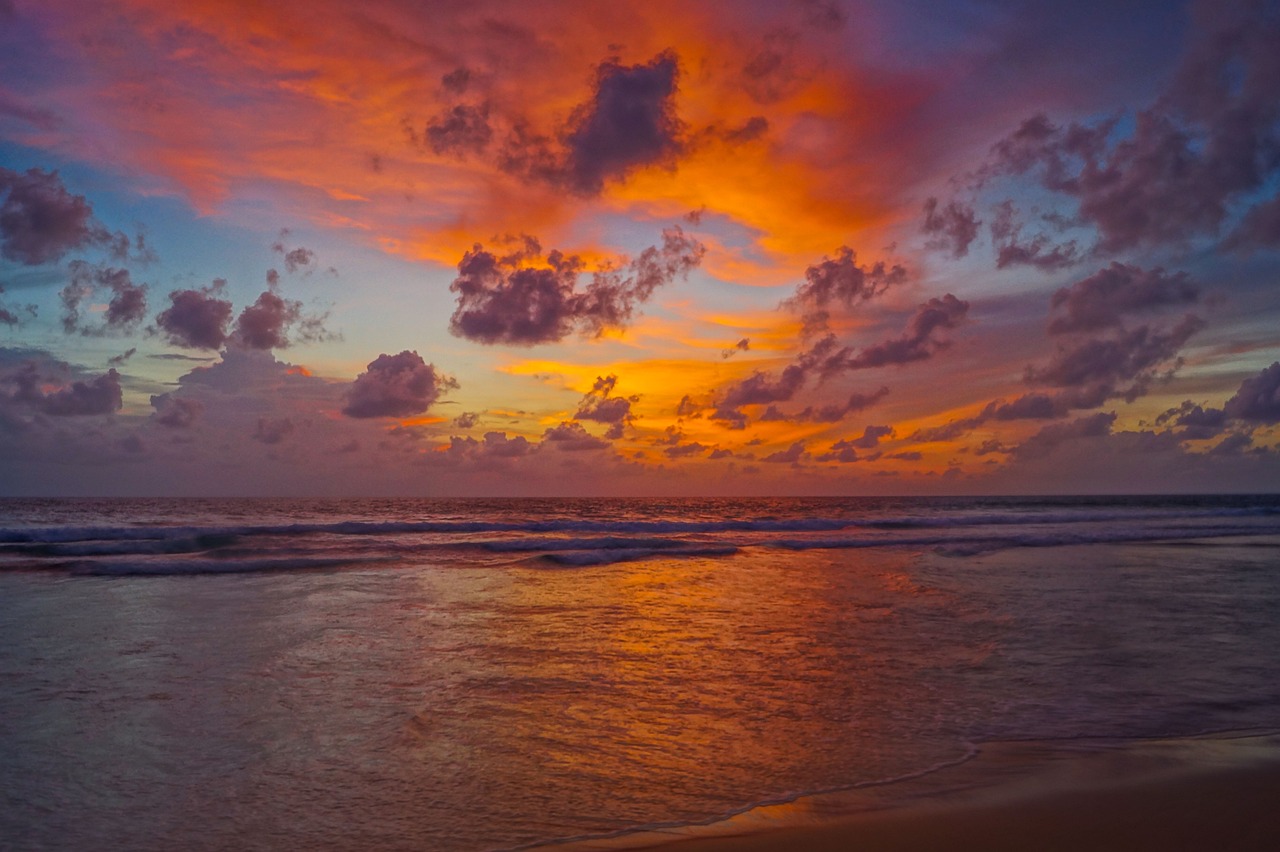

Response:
(1, 0), (1279, 496)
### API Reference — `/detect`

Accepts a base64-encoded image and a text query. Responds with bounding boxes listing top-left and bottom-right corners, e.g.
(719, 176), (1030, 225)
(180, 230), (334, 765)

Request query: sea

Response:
(2, 495), (1280, 851)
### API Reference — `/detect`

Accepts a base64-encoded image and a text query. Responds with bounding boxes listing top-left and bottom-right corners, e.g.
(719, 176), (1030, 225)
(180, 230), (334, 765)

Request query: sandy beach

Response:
(552, 734), (1280, 852)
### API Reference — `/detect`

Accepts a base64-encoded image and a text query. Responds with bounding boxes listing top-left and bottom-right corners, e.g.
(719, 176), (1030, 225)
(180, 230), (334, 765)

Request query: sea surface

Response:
(2, 495), (1279, 851)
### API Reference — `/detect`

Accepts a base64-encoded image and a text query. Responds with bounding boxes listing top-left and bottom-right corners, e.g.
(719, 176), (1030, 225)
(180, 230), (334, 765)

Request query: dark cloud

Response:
(574, 374), (637, 439)
(427, 103), (493, 156)
(815, 440), (864, 463)
(271, 231), (316, 273)
(665, 441), (709, 458)
(836, 295), (970, 370)
(740, 29), (807, 105)
(1224, 195), (1280, 251)
(845, 424), (895, 449)
(107, 347), (136, 366)
(1013, 412), (1117, 459)
(1156, 399), (1230, 439)
(1026, 314), (1205, 402)
(150, 393), (204, 429)
(675, 394), (704, 418)
(60, 262), (148, 336)
(446, 431), (533, 463)
(713, 294), (962, 428)
(441, 67), (472, 94)
(233, 288), (331, 350)
(981, 10), (1280, 253)
(720, 116), (770, 144)
(988, 201), (1080, 271)
(763, 386), (890, 423)
(453, 411), (481, 429)
(922, 198), (981, 258)
(2, 360), (122, 417)
(560, 52), (685, 195)
(761, 440), (808, 465)
(721, 338), (750, 359)
(155, 281), (234, 350)
(1223, 361), (1280, 422)
(449, 226), (703, 345)
(0, 167), (122, 265)
(1048, 263), (1198, 335)
(342, 350), (457, 419)
(541, 421), (610, 451)
(0, 284), (36, 328)
(253, 417), (295, 445)
(785, 246), (906, 334)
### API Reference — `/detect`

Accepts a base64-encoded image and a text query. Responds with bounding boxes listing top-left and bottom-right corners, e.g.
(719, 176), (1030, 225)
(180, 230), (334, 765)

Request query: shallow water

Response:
(2, 497), (1279, 850)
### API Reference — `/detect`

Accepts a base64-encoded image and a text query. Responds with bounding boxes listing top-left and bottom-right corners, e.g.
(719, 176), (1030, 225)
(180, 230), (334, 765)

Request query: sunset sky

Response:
(2, 0), (1279, 495)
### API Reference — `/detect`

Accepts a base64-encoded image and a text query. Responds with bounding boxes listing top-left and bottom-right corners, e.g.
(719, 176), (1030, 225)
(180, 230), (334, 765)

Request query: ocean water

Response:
(2, 495), (1279, 851)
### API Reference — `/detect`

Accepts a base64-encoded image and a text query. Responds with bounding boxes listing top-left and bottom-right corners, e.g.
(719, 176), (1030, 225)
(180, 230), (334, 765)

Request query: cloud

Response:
(837, 294), (970, 370)
(1047, 263), (1198, 335)
(271, 230), (317, 274)
(150, 393), (204, 429)
(1026, 314), (1205, 402)
(1, 359), (122, 418)
(980, 10), (1280, 254)
(762, 440), (808, 465)
(445, 431), (533, 463)
(665, 440), (709, 458)
(988, 201), (1080, 271)
(722, 338), (750, 358)
(574, 374), (637, 439)
(449, 226), (703, 345)
(342, 350), (457, 419)
(453, 411), (481, 429)
(0, 167), (122, 265)
(253, 417), (295, 444)
(232, 288), (332, 350)
(1013, 411), (1117, 459)
(60, 262), (148, 336)
(845, 424), (895, 449)
(785, 246), (906, 334)
(761, 386), (890, 423)
(155, 281), (234, 350)
(541, 420), (610, 451)
(426, 102), (493, 156)
(713, 294), (963, 428)
(559, 51), (685, 195)
(922, 198), (980, 258)
(1223, 361), (1280, 422)
(107, 347), (136, 366)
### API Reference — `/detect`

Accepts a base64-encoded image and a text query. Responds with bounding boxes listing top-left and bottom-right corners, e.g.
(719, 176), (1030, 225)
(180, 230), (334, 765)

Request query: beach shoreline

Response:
(543, 732), (1280, 852)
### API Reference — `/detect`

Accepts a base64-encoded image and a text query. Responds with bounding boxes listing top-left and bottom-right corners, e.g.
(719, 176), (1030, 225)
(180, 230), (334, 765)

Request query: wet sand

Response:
(551, 734), (1280, 852)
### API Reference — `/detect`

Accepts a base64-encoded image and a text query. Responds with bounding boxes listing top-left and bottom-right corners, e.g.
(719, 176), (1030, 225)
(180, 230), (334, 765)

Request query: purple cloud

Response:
(253, 417), (295, 445)
(982, 11), (1280, 254)
(541, 421), (610, 451)
(1048, 263), (1198, 335)
(155, 281), (234, 350)
(0, 167), (121, 265)
(60, 262), (148, 336)
(560, 52), (685, 195)
(3, 361), (122, 417)
(785, 246), (906, 334)
(923, 198), (981, 258)
(342, 350), (457, 419)
(1223, 362), (1280, 422)
(449, 226), (703, 345)
(427, 103), (493, 156)
(150, 393), (204, 429)
(574, 375), (637, 439)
